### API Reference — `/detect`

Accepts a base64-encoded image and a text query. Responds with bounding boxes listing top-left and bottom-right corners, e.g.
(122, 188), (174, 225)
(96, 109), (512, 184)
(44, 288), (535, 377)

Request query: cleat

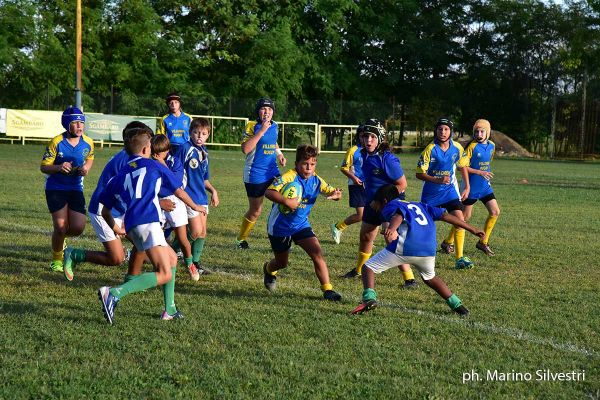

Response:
(63, 247), (76, 281)
(188, 264), (200, 281)
(440, 241), (454, 254)
(476, 241), (495, 256)
(175, 250), (183, 260)
(263, 262), (277, 291)
(341, 268), (361, 279)
(98, 286), (118, 324)
(161, 310), (185, 320)
(455, 256), (475, 270)
(330, 223), (342, 244)
(453, 304), (470, 316)
(236, 240), (249, 250)
(123, 248), (131, 263)
(402, 279), (419, 290)
(350, 299), (378, 314)
(194, 262), (212, 276)
(49, 260), (63, 272)
(323, 290), (342, 301)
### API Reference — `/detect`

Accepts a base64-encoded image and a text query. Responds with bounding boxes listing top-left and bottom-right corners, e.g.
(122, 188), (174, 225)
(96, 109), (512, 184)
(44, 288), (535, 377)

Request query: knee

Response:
(54, 225), (68, 236)
(108, 252), (125, 266)
(491, 208), (500, 217)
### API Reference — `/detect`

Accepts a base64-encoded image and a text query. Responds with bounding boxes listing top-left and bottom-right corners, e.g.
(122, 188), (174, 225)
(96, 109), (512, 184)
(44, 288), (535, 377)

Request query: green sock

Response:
(110, 272), (158, 300)
(362, 288), (377, 302)
(192, 238), (205, 263)
(72, 248), (86, 262)
(123, 274), (137, 283)
(446, 294), (462, 310)
(171, 237), (181, 252)
(162, 267), (177, 315)
(184, 256), (193, 266)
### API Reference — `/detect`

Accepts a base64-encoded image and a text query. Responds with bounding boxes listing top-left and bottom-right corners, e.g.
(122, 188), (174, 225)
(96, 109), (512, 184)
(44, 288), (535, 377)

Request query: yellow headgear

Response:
(473, 119), (491, 141)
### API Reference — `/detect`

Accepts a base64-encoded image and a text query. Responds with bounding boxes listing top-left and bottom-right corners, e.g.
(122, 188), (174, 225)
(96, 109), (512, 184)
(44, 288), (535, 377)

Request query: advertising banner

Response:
(86, 115), (157, 142)
(6, 109), (62, 138)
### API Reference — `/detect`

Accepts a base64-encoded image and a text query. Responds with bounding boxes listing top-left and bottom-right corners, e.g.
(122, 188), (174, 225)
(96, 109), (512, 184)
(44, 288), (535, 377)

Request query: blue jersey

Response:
(417, 140), (468, 206)
(157, 112), (192, 146)
(158, 154), (184, 198)
(242, 120), (281, 184)
(381, 200), (445, 257)
(361, 150), (404, 202)
(267, 169), (336, 237)
(41, 133), (95, 191)
(463, 140), (495, 199)
(99, 156), (182, 230)
(340, 144), (364, 185)
(172, 141), (210, 205)
(89, 149), (130, 215)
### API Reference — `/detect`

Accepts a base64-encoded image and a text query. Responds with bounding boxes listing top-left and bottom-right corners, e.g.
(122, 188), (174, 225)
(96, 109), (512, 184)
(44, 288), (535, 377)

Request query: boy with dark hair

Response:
(351, 185), (485, 316)
(157, 92), (192, 154)
(263, 144), (343, 301)
(97, 129), (206, 323)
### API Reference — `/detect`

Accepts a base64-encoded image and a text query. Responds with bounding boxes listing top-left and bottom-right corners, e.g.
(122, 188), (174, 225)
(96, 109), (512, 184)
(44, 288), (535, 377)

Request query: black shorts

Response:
(463, 192), (496, 206)
(438, 198), (464, 212)
(268, 227), (316, 253)
(362, 191), (406, 225)
(348, 185), (366, 208)
(245, 180), (276, 198)
(45, 190), (86, 214)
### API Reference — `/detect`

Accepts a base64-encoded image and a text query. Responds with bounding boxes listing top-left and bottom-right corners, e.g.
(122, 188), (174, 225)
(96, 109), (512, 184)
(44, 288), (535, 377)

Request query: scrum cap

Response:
(61, 106), (85, 132)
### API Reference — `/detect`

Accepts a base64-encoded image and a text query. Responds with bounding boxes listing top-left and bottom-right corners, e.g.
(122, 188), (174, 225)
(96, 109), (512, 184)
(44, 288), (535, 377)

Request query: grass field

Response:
(0, 143), (599, 399)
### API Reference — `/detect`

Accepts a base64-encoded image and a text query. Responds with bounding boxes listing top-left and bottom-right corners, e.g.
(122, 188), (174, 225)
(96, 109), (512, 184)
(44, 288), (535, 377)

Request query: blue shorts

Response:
(437, 198), (464, 212)
(362, 192), (405, 225)
(268, 227), (315, 253)
(463, 192), (496, 206)
(245, 180), (275, 198)
(348, 185), (366, 208)
(45, 190), (86, 214)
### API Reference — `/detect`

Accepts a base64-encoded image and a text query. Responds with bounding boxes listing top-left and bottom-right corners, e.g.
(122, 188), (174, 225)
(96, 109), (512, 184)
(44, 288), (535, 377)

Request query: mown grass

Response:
(0, 144), (598, 399)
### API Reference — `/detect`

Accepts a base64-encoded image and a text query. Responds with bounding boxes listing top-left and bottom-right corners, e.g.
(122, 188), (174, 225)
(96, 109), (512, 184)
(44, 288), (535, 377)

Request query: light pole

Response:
(75, 0), (82, 108)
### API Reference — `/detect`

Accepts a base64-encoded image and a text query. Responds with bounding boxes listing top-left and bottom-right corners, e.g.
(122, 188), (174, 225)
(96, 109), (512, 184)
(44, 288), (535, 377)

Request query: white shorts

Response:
(364, 249), (436, 280)
(161, 195), (188, 229)
(89, 210), (124, 243)
(128, 222), (168, 251)
(186, 204), (208, 219)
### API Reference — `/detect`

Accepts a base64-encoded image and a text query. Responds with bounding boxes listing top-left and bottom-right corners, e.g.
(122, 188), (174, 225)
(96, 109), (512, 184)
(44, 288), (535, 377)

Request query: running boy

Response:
(330, 125), (365, 244)
(462, 119), (500, 256)
(416, 117), (473, 269)
(40, 106), (94, 272)
(97, 129), (206, 323)
(351, 185), (485, 316)
(236, 98), (286, 249)
(172, 117), (220, 280)
(263, 144), (343, 301)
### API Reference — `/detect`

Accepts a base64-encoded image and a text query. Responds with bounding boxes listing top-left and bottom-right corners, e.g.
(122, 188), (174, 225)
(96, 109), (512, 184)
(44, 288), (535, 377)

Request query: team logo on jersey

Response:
(477, 152), (482, 158)
(82, 148), (90, 157)
(430, 157), (437, 163)
(58, 152), (64, 158)
(189, 159), (199, 169)
(372, 168), (382, 175)
(129, 161), (138, 168)
(451, 154), (458, 162)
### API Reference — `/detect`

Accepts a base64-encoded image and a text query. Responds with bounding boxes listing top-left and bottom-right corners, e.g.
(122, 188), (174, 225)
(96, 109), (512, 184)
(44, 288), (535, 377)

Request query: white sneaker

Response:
(188, 264), (200, 281)
(330, 223), (342, 244)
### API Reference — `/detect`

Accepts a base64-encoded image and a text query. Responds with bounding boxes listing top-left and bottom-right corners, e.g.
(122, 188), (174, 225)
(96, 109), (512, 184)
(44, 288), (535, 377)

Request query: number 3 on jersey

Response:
(407, 203), (428, 226)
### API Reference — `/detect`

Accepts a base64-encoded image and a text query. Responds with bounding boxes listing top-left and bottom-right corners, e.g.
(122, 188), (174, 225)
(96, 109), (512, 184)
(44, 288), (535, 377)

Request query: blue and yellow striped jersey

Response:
(157, 112), (192, 146)
(340, 144), (364, 185)
(41, 133), (94, 191)
(267, 169), (336, 237)
(242, 120), (280, 184)
(463, 140), (495, 199)
(416, 140), (468, 206)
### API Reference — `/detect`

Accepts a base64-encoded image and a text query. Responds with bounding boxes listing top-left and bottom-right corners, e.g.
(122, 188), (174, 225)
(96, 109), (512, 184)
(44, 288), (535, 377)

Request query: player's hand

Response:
(353, 177), (363, 186)
(326, 188), (342, 201)
(112, 224), (126, 236)
(284, 197), (301, 211)
(473, 229), (485, 239)
(159, 198), (176, 211)
(60, 162), (73, 174)
(78, 165), (89, 176)
(277, 153), (286, 167)
(193, 204), (207, 215)
(437, 176), (450, 185)
(210, 191), (219, 207)
(384, 228), (398, 243)
(460, 188), (470, 201)
(480, 171), (494, 181)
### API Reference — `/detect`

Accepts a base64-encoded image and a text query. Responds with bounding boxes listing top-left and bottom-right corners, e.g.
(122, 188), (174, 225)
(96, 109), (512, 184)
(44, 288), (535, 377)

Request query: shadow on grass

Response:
(0, 300), (40, 315)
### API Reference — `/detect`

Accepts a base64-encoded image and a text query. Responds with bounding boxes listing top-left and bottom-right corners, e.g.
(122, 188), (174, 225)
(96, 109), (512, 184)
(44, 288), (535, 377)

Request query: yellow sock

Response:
(238, 217), (256, 241)
(445, 226), (456, 244)
(483, 215), (498, 244)
(321, 283), (333, 292)
(52, 250), (64, 262)
(265, 263), (278, 276)
(455, 228), (465, 259)
(356, 252), (371, 274)
(402, 269), (415, 281)
(335, 221), (348, 231)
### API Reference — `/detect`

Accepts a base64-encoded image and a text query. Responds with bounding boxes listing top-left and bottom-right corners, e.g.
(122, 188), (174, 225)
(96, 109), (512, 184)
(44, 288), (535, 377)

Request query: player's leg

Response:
(295, 233), (341, 301)
(476, 196), (500, 256)
(263, 235), (292, 291)
(158, 245), (181, 320)
(351, 249), (401, 314)
(415, 256), (469, 315)
(238, 181), (270, 249)
(187, 208), (208, 280)
(331, 185), (365, 244)
(341, 220), (378, 278)
(49, 205), (69, 271)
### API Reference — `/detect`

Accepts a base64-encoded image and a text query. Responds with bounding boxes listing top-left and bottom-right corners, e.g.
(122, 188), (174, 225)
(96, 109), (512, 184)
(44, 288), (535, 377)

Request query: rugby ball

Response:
(278, 181), (303, 215)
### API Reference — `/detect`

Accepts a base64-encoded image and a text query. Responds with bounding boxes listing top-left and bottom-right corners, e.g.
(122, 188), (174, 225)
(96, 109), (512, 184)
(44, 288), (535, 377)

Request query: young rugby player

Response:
(157, 92), (192, 155)
(263, 144), (343, 301)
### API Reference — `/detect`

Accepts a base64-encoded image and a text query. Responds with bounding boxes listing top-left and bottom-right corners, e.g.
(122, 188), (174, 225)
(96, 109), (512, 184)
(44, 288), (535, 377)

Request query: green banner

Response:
(86, 115), (157, 142)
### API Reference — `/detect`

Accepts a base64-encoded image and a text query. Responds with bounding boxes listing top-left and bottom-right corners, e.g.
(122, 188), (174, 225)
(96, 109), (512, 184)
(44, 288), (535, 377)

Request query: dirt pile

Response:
(457, 130), (537, 158)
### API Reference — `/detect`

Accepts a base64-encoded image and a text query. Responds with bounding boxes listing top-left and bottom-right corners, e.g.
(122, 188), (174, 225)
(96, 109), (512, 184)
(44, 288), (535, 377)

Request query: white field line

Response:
(382, 301), (599, 358)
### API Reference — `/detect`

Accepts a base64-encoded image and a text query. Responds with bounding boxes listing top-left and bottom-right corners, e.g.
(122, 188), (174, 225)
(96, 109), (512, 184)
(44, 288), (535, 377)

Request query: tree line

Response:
(1, 0), (599, 154)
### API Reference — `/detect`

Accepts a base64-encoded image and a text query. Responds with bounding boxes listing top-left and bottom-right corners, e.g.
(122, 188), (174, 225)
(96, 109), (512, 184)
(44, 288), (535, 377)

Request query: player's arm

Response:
(78, 158), (94, 177)
(275, 145), (286, 167)
(204, 180), (219, 207)
(440, 212), (484, 238)
(458, 166), (470, 201)
(101, 204), (126, 236)
(392, 176), (407, 195)
(174, 188), (206, 215)
(240, 122), (269, 154)
(40, 140), (73, 175)
(384, 213), (404, 243)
